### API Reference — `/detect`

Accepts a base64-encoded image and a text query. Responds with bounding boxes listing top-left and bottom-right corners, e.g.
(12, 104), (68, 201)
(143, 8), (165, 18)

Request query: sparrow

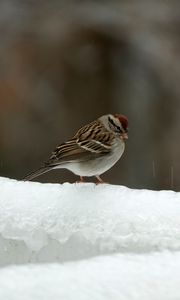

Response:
(23, 114), (128, 183)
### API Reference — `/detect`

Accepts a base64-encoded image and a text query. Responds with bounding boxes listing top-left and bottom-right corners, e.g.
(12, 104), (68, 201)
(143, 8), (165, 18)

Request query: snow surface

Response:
(0, 177), (180, 299)
(0, 177), (180, 265)
(0, 252), (180, 300)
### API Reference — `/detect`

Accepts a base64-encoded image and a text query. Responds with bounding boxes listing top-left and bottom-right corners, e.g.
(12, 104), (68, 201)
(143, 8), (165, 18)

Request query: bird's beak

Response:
(121, 132), (128, 140)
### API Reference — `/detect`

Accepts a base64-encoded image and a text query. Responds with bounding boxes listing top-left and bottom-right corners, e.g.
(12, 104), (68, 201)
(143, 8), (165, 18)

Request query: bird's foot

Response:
(95, 176), (106, 184)
(76, 176), (85, 183)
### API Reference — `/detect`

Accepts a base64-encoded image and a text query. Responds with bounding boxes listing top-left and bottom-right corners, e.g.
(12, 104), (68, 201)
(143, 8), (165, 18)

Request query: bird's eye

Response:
(116, 126), (123, 133)
(108, 117), (123, 133)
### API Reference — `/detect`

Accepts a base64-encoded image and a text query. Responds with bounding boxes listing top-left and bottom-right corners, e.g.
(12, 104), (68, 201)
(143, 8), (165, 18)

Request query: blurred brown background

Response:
(0, 0), (180, 190)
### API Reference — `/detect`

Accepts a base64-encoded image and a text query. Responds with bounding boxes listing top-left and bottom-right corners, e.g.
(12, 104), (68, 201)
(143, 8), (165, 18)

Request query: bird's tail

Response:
(22, 166), (52, 181)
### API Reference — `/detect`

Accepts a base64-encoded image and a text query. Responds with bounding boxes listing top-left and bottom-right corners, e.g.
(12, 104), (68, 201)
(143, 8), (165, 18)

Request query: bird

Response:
(23, 114), (128, 183)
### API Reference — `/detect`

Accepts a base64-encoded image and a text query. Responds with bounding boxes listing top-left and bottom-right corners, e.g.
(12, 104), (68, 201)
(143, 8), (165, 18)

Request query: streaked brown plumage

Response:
(23, 114), (128, 183)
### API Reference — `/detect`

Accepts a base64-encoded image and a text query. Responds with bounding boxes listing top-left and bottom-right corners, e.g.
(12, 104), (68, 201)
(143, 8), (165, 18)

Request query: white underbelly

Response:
(55, 140), (125, 177)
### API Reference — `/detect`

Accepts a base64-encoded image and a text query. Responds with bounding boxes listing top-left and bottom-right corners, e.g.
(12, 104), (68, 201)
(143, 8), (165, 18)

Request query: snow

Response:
(0, 252), (180, 300)
(0, 176), (180, 299)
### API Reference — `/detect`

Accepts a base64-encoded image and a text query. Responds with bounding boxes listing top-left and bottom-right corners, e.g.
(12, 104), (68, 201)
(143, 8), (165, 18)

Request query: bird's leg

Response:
(95, 176), (104, 184)
(80, 176), (84, 182)
(76, 176), (85, 183)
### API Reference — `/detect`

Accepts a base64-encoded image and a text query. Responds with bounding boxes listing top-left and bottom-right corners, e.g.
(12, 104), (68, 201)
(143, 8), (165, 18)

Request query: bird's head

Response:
(100, 114), (128, 140)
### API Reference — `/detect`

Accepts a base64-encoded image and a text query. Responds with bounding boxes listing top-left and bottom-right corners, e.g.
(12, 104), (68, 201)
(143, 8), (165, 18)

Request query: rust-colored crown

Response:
(114, 114), (128, 131)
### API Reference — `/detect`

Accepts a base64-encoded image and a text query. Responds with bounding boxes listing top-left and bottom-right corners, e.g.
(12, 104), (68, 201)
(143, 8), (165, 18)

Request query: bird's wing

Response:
(45, 120), (113, 167)
(76, 120), (113, 153)
(46, 138), (89, 166)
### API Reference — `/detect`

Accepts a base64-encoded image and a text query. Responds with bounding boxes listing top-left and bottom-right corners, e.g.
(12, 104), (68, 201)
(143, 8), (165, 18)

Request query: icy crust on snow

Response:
(0, 252), (180, 300)
(0, 177), (180, 265)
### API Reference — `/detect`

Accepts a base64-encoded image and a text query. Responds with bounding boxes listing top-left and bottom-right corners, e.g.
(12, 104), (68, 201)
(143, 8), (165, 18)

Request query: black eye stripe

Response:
(108, 117), (116, 127)
(108, 117), (123, 133)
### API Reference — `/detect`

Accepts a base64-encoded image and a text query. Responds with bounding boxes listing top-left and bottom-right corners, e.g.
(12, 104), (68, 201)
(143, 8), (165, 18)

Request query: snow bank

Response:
(0, 177), (180, 265)
(0, 252), (180, 300)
